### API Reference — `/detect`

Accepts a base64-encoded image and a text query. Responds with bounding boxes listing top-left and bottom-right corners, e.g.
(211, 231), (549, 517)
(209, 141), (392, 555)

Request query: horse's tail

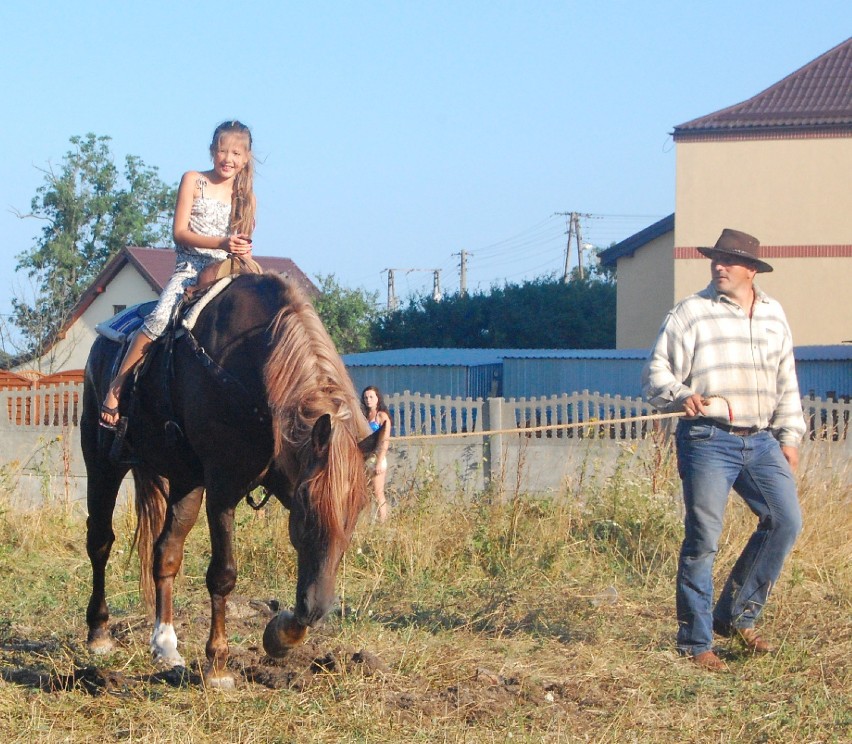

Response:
(131, 465), (168, 615)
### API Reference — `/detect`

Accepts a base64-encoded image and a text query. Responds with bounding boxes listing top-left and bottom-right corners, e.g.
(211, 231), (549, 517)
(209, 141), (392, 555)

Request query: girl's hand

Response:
(227, 234), (253, 255)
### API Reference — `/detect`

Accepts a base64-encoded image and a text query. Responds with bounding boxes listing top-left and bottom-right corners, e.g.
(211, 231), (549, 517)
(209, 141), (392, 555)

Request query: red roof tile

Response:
(63, 247), (317, 336)
(674, 37), (852, 139)
(18, 248), (318, 368)
(126, 247), (177, 289)
(125, 247), (317, 296)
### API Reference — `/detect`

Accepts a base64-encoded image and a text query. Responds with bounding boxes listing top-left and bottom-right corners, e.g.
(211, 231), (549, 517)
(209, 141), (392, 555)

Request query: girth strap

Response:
(181, 327), (270, 427)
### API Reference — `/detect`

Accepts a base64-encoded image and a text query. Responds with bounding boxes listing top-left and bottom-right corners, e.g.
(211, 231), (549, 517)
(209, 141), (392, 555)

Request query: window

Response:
(113, 304), (127, 315)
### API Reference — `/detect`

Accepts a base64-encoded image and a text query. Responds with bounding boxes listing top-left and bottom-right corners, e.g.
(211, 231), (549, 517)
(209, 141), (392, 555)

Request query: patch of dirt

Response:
(227, 637), (390, 691)
(0, 595), (554, 722)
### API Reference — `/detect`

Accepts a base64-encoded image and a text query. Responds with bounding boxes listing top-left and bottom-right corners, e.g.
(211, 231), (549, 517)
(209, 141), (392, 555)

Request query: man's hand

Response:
(781, 445), (799, 474)
(681, 393), (709, 418)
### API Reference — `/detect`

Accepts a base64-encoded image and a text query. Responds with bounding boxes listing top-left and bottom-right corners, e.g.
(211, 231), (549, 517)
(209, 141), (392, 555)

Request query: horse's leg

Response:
(150, 485), (204, 668)
(203, 491), (240, 689)
(85, 464), (127, 654)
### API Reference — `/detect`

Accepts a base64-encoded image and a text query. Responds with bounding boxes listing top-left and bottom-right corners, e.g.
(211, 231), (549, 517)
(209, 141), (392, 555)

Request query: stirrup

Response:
(99, 404), (120, 431)
(108, 417), (133, 464)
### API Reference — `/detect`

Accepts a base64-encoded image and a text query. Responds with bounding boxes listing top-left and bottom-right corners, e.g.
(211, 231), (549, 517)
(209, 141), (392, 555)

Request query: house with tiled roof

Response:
(18, 247), (316, 373)
(601, 37), (852, 348)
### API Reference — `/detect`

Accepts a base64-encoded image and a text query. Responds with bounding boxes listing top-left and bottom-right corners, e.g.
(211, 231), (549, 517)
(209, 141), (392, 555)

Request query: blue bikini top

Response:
(368, 420), (381, 432)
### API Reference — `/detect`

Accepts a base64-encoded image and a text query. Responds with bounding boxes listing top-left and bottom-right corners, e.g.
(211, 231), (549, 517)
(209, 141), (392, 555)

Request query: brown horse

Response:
(81, 273), (381, 688)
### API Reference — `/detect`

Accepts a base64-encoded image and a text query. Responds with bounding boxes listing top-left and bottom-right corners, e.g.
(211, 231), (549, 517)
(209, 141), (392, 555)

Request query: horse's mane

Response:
(263, 278), (370, 540)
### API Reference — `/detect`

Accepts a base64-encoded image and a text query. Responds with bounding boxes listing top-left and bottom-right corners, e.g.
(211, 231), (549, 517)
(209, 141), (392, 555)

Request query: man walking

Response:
(643, 228), (805, 671)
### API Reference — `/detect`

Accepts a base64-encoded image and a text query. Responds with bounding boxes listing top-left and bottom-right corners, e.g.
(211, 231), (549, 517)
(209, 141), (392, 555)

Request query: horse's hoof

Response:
(263, 610), (308, 658)
(88, 638), (115, 656)
(150, 622), (184, 669)
(152, 651), (187, 670)
(87, 630), (115, 656)
(204, 669), (236, 690)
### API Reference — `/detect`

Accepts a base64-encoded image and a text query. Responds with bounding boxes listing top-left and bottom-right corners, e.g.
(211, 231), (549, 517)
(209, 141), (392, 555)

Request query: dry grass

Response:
(0, 442), (849, 743)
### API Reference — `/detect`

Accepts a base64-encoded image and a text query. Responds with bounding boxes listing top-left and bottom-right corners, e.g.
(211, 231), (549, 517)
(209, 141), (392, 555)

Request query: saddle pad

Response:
(94, 301), (158, 343)
(181, 276), (234, 332)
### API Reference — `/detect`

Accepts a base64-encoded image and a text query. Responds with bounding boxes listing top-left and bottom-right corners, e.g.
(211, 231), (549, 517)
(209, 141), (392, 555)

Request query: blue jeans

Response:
(674, 420), (801, 656)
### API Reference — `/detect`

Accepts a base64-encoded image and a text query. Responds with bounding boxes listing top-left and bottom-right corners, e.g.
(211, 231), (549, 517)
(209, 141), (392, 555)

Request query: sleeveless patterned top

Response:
(176, 177), (231, 260)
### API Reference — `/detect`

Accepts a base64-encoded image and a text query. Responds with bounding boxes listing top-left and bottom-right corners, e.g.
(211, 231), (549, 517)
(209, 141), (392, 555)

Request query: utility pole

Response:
(384, 268), (443, 308)
(572, 212), (585, 281)
(385, 268), (398, 311)
(555, 211), (590, 282)
(432, 270), (442, 301)
(454, 250), (471, 296)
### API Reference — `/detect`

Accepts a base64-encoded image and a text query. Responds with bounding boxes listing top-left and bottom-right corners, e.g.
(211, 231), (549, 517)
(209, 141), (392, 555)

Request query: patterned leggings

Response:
(141, 251), (226, 339)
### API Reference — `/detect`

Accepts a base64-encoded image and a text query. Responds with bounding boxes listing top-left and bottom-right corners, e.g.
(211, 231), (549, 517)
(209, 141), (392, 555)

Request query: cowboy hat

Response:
(697, 228), (773, 273)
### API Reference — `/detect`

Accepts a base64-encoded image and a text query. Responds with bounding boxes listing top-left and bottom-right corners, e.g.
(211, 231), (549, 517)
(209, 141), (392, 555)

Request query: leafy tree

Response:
(11, 133), (176, 356)
(312, 273), (380, 353)
(372, 275), (616, 349)
(589, 245), (617, 283)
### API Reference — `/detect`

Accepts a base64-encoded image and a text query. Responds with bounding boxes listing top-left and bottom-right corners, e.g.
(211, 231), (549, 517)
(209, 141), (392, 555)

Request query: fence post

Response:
(484, 396), (504, 498)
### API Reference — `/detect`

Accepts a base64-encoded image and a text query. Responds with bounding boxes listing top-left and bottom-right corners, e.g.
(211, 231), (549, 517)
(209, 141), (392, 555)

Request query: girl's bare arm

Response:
(172, 171), (252, 254)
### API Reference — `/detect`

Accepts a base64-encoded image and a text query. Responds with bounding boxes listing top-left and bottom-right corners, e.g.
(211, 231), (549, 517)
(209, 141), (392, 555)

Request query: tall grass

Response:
(0, 442), (849, 742)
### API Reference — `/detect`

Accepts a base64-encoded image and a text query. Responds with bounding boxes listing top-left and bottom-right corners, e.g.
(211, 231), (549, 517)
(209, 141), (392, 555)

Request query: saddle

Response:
(95, 268), (264, 464)
(186, 254), (263, 302)
(95, 254), (263, 346)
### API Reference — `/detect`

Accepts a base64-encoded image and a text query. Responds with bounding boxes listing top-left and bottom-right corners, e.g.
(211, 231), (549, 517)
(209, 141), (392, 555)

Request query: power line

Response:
(376, 212), (666, 301)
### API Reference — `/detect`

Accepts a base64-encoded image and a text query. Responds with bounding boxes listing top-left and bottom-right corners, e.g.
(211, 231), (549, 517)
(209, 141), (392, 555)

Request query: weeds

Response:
(0, 442), (849, 742)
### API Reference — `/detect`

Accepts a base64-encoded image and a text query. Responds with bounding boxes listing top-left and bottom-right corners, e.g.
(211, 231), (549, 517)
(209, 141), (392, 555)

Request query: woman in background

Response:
(361, 385), (391, 523)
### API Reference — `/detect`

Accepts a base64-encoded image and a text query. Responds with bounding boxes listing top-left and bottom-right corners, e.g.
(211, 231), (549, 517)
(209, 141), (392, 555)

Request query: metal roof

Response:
(342, 346), (850, 399)
(345, 346), (852, 366)
(502, 349), (649, 360)
(343, 348), (523, 367)
(343, 348), (653, 367)
(794, 345), (852, 361)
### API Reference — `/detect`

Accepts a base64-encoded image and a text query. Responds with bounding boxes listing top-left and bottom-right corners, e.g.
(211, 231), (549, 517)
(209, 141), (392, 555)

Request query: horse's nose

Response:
(295, 584), (336, 627)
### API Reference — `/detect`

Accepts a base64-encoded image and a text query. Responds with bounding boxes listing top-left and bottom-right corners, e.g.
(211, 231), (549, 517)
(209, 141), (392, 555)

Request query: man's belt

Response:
(695, 418), (764, 436)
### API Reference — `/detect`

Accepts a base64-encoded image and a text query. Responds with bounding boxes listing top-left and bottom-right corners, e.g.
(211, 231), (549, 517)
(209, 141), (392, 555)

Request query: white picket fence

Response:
(382, 390), (851, 495)
(385, 389), (851, 442)
(0, 383), (849, 507)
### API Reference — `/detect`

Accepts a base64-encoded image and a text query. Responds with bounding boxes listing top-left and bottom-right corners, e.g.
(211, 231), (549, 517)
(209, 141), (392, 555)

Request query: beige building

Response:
(16, 247), (315, 373)
(601, 37), (852, 349)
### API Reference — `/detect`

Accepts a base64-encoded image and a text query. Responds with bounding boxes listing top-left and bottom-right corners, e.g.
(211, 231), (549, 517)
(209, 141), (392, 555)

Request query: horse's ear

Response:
(311, 414), (332, 457)
(357, 422), (384, 458)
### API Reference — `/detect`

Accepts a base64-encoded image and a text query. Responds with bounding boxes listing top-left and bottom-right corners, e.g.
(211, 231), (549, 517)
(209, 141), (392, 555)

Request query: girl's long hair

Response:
(210, 120), (256, 237)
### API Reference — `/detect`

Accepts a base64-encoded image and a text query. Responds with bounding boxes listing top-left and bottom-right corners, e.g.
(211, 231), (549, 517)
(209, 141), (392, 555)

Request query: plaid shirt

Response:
(642, 283), (806, 447)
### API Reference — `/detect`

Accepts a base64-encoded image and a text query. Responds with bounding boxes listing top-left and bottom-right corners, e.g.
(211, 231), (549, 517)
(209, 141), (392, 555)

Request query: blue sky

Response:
(1, 2), (849, 319)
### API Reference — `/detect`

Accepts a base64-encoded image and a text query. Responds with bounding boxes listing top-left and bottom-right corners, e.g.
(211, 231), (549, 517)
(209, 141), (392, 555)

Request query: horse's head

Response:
(286, 412), (382, 628)
(258, 279), (385, 652)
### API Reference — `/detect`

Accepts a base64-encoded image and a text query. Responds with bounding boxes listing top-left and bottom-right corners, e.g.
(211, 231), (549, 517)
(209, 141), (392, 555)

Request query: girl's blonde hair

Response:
(210, 120), (256, 237)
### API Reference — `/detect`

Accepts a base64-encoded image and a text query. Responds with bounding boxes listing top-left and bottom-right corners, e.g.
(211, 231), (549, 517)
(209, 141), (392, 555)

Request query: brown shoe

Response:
(734, 627), (772, 654)
(692, 650), (728, 671)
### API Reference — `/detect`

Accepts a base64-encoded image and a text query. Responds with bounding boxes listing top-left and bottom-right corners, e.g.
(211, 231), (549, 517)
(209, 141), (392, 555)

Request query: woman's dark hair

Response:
(361, 385), (388, 415)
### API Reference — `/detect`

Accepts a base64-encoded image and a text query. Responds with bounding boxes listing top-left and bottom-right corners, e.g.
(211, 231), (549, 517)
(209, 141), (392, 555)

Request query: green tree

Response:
(12, 133), (176, 355)
(588, 245), (617, 283)
(312, 273), (380, 353)
(372, 275), (616, 349)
